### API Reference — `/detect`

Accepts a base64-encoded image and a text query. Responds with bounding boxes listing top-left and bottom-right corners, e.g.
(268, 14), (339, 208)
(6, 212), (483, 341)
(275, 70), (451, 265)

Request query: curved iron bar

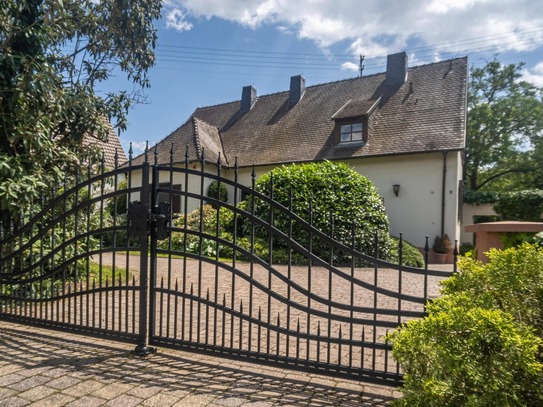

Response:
(153, 286), (394, 347)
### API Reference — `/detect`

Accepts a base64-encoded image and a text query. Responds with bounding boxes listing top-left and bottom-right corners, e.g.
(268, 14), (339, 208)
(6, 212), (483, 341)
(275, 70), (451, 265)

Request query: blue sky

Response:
(107, 0), (543, 156)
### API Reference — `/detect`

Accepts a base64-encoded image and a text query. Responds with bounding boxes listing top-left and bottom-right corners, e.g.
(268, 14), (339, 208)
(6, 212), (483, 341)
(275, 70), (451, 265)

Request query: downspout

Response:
(441, 151), (448, 236)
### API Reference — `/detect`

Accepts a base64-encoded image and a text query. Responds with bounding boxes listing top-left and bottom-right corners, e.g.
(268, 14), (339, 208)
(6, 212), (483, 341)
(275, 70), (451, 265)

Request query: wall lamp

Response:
(393, 184), (401, 197)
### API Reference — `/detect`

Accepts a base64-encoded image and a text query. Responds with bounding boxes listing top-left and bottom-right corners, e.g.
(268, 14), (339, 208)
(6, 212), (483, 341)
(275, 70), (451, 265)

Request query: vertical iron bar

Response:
(182, 146), (189, 342)
(197, 149), (205, 343)
(424, 236), (429, 301)
(205, 289), (210, 345)
(306, 199), (313, 362)
(327, 212), (333, 365)
(266, 174), (274, 355)
(174, 280), (179, 340)
(149, 163), (159, 343)
(349, 225), (355, 368)
(286, 186), (292, 358)
(372, 233), (379, 371)
(248, 166), (256, 351)
(134, 162), (153, 355)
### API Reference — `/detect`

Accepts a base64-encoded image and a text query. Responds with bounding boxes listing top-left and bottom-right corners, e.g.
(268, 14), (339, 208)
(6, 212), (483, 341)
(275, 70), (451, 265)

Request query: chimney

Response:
(240, 85), (257, 112)
(289, 75), (305, 105)
(386, 52), (408, 85)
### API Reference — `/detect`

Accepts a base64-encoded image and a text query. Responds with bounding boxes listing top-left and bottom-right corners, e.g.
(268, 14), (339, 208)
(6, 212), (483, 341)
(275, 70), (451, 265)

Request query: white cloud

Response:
(522, 62), (543, 87)
(163, 0), (543, 58)
(341, 61), (359, 72)
(165, 8), (193, 31)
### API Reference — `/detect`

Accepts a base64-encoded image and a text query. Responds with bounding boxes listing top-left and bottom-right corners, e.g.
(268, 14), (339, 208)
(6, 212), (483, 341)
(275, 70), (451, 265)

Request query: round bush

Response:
(239, 161), (392, 261)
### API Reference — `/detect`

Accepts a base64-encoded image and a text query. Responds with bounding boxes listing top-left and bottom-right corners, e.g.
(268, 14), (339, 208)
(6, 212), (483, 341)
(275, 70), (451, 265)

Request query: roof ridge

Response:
(193, 57), (467, 110)
(192, 117), (202, 161)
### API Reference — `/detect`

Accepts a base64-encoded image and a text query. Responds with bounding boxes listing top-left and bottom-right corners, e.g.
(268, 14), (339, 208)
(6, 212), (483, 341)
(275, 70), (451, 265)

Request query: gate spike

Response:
(144, 141), (149, 162)
(114, 148), (119, 169)
(170, 143), (174, 166)
(234, 156), (238, 173)
(424, 235), (430, 268)
(288, 184), (293, 211)
(154, 144), (158, 165)
(251, 165), (256, 188)
(185, 145), (189, 168)
(128, 142), (133, 164)
(453, 239), (459, 272)
(217, 153), (222, 174)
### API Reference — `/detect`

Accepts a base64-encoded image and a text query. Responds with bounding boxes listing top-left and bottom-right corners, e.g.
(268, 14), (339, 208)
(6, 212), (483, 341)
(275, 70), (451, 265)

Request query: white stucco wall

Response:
(461, 203), (497, 244)
(231, 152), (462, 248)
(125, 151), (463, 249)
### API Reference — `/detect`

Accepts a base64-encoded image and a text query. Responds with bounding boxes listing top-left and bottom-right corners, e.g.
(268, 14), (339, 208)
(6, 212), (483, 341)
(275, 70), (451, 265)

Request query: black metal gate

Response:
(0, 151), (454, 386)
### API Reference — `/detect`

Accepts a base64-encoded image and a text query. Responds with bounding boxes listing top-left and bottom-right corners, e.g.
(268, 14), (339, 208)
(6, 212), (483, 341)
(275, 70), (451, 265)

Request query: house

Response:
(83, 124), (128, 169)
(132, 52), (468, 248)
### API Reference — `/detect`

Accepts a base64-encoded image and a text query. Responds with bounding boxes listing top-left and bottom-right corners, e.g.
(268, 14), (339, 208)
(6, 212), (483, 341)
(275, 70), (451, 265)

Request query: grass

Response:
(86, 260), (130, 284)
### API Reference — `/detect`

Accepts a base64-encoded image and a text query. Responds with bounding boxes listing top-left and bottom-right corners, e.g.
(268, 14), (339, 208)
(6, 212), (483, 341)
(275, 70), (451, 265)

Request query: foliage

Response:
(159, 204), (235, 259)
(463, 189), (499, 205)
(494, 190), (543, 221)
(389, 237), (424, 267)
(389, 244), (543, 406)
(466, 57), (543, 192)
(0, 0), (161, 224)
(106, 179), (128, 216)
(238, 161), (392, 262)
(206, 180), (228, 209)
(459, 242), (475, 256)
(499, 232), (543, 250)
(432, 234), (451, 254)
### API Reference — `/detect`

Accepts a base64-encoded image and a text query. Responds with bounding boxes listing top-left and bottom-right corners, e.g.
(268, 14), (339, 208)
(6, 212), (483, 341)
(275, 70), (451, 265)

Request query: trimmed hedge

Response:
(493, 190), (543, 221)
(239, 161), (392, 262)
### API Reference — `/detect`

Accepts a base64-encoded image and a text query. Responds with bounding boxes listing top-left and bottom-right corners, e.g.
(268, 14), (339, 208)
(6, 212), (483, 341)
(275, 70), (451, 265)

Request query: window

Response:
(340, 122), (363, 143)
(157, 183), (182, 213)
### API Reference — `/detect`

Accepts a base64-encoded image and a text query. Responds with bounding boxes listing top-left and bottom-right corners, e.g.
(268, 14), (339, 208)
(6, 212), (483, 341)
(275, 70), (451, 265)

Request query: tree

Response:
(466, 57), (543, 191)
(0, 0), (161, 225)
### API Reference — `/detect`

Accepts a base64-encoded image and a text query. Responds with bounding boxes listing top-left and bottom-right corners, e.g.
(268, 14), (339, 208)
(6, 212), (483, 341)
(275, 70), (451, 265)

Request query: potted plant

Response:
(433, 234), (452, 264)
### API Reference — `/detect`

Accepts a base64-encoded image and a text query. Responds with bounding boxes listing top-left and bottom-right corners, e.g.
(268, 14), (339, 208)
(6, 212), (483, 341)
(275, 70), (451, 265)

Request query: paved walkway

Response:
(0, 320), (400, 406)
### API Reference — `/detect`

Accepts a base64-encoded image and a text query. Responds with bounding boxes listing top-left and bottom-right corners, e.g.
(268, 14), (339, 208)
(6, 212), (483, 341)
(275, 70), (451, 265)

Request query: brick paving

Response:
(0, 320), (401, 406)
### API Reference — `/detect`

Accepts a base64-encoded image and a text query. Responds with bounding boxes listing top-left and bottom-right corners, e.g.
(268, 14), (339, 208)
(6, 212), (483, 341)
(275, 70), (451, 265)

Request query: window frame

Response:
(334, 116), (367, 146)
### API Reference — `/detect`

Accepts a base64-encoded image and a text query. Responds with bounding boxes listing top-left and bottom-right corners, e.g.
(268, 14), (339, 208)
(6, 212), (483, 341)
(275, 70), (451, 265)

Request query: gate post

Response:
(134, 162), (156, 356)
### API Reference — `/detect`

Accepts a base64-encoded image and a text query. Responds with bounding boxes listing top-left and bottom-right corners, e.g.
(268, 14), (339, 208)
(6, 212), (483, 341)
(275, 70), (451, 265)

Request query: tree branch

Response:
(476, 168), (532, 190)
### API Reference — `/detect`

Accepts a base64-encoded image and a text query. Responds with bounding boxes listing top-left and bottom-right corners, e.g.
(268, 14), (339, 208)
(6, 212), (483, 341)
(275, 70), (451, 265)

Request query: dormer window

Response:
(331, 97), (381, 147)
(340, 122), (363, 143)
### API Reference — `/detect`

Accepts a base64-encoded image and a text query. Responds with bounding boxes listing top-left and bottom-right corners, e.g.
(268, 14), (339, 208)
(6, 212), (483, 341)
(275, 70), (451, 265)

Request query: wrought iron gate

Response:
(0, 151), (454, 386)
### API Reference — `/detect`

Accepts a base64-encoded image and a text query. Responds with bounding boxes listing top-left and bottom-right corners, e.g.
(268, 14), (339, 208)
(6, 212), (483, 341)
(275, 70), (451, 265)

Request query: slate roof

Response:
(133, 56), (467, 167)
(83, 123), (128, 169)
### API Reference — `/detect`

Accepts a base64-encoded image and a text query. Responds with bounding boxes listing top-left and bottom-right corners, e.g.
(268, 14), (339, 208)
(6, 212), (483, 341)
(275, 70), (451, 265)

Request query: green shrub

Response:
(389, 244), (543, 406)
(390, 295), (543, 407)
(238, 161), (392, 263)
(206, 180), (228, 209)
(160, 204), (235, 258)
(494, 190), (543, 221)
(389, 237), (424, 267)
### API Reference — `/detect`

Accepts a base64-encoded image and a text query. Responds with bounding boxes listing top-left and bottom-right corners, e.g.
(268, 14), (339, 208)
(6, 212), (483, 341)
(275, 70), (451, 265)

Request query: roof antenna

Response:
(359, 55), (365, 77)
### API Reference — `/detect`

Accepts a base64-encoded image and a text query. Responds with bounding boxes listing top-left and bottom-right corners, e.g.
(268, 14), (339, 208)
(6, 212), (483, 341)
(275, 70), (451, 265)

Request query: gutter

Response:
(441, 151), (448, 236)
